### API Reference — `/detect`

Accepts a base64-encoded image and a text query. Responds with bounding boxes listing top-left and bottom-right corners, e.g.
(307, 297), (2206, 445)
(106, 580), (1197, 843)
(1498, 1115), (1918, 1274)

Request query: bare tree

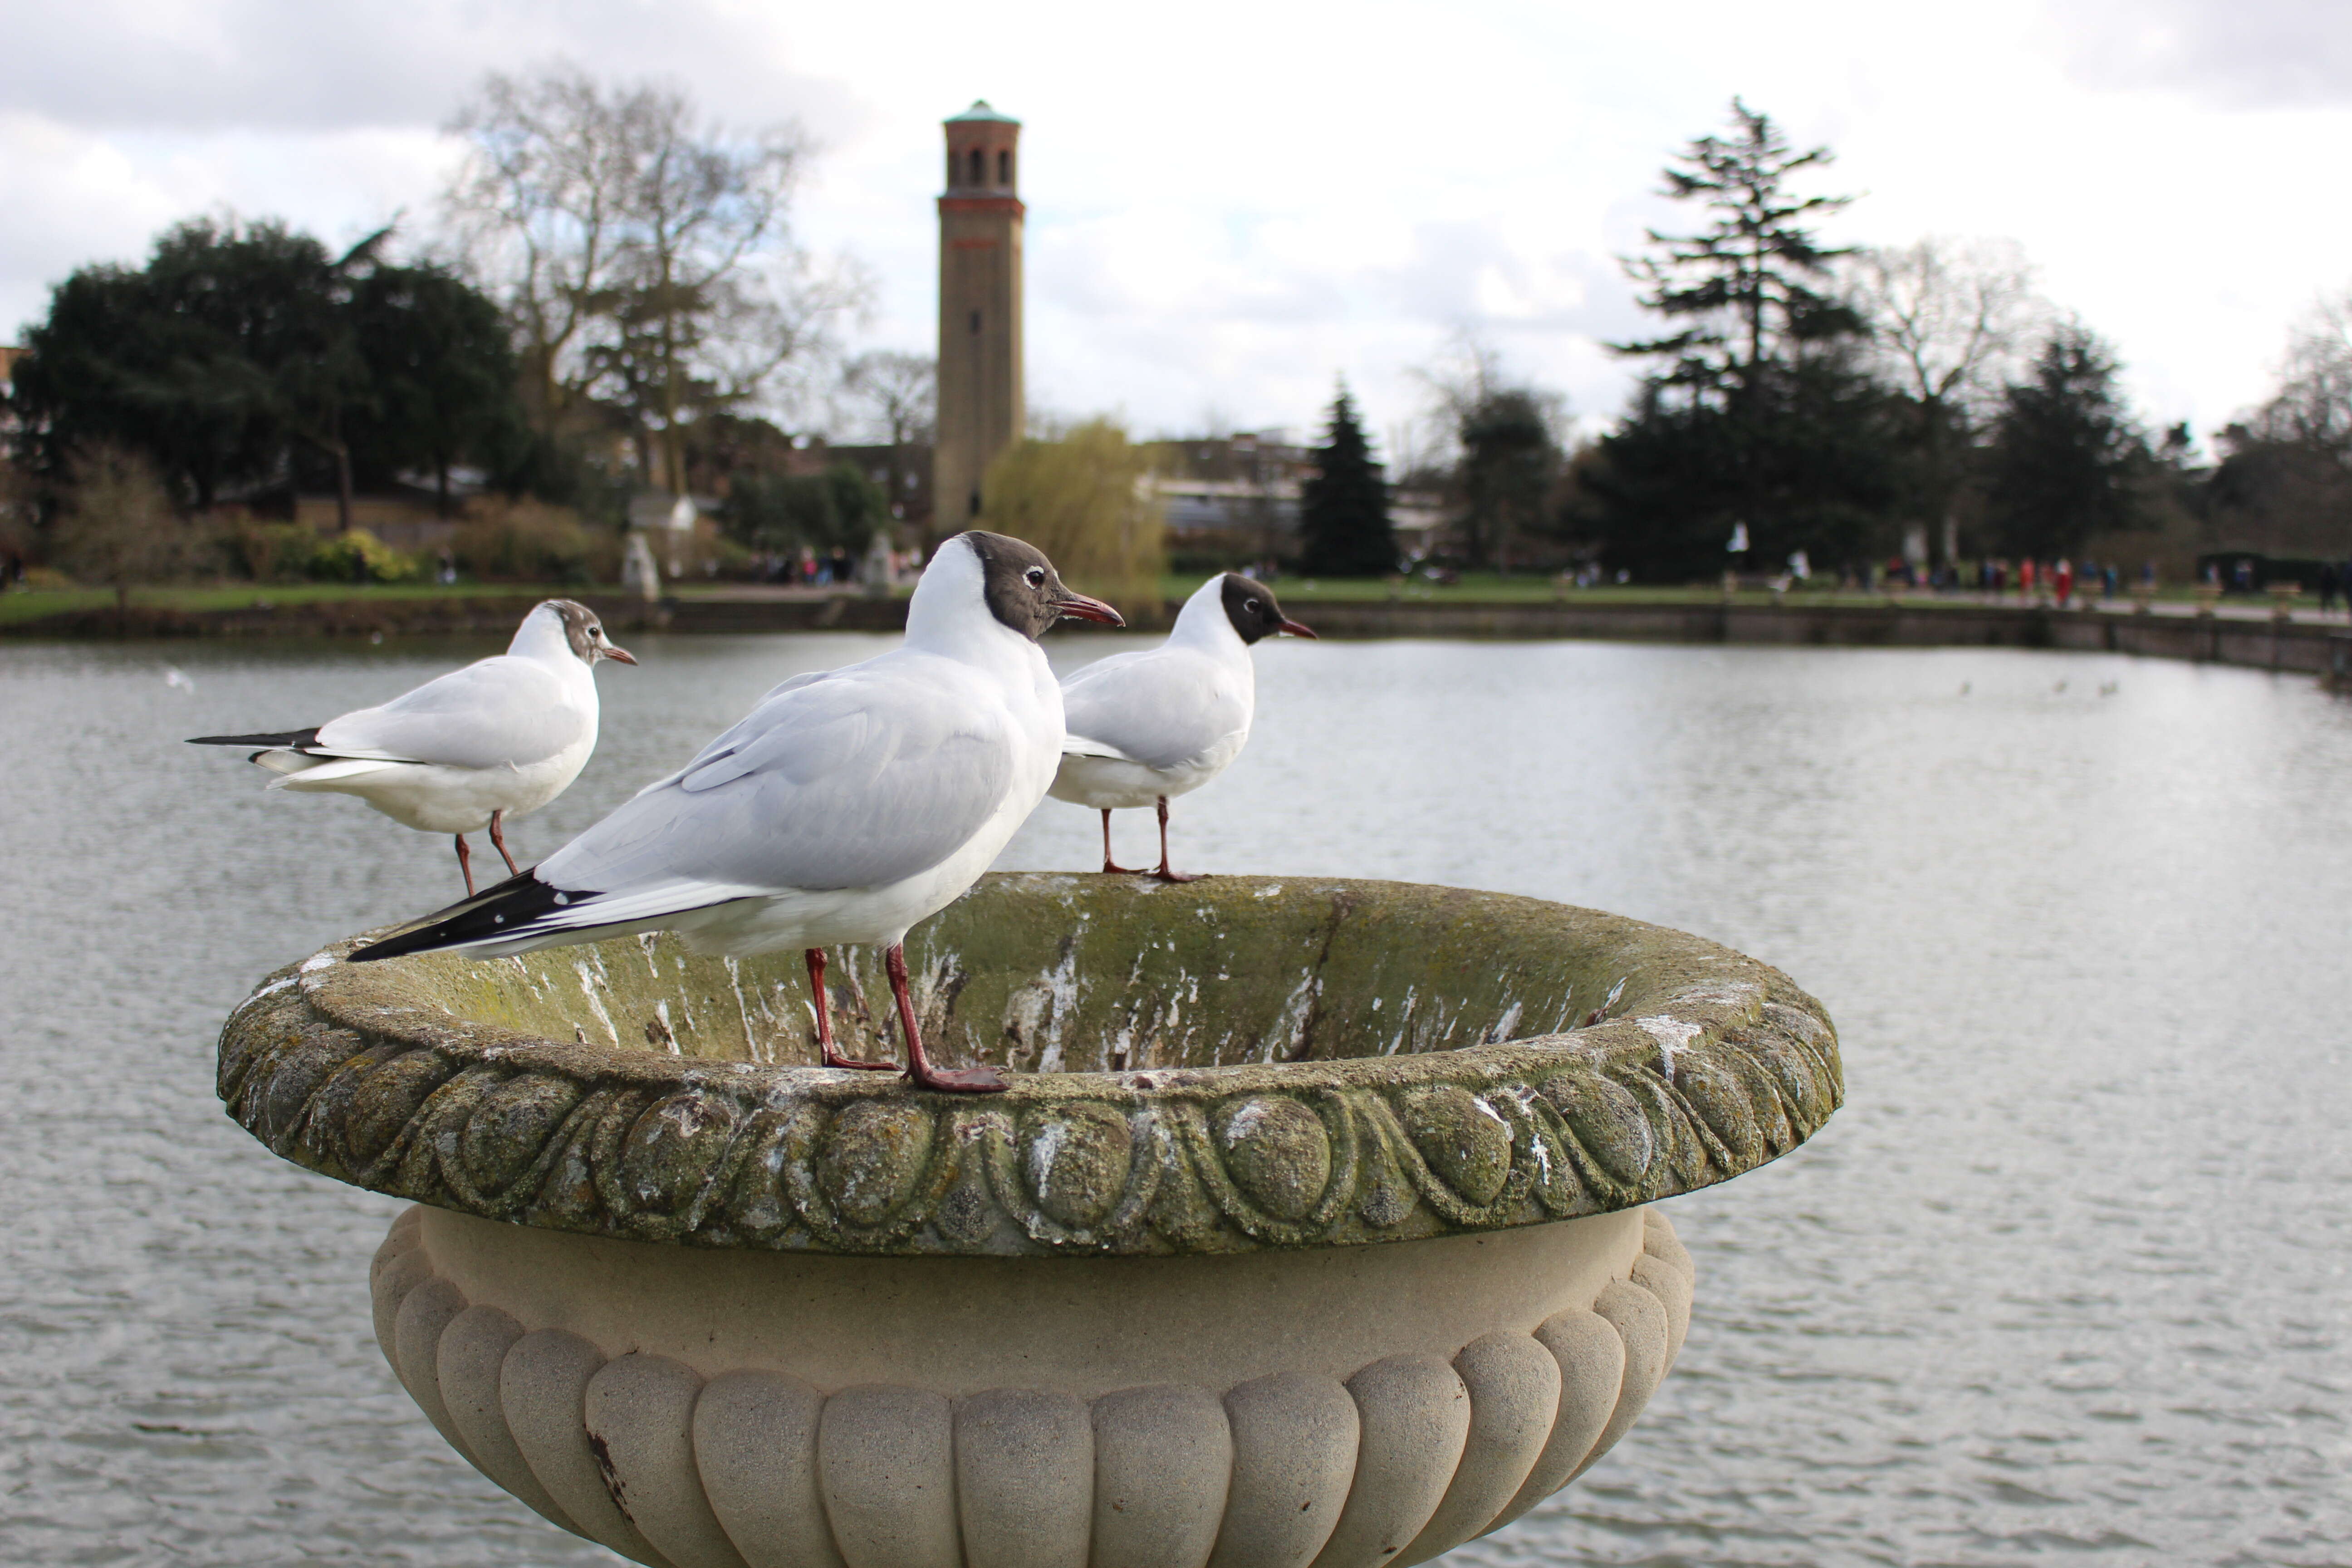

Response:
(2251, 285), (2352, 450)
(443, 66), (866, 493)
(1847, 237), (2048, 562)
(49, 443), (214, 608)
(1848, 237), (2045, 418)
(444, 69), (640, 428)
(834, 350), (935, 526)
(836, 351), (936, 447)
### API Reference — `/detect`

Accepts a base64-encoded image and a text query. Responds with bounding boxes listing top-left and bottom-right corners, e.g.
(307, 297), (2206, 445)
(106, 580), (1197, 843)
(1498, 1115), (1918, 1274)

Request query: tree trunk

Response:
(334, 441), (355, 534)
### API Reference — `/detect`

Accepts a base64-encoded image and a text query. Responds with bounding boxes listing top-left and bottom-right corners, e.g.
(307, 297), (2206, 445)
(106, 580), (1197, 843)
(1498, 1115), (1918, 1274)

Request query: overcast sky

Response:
(3, 0), (2347, 456)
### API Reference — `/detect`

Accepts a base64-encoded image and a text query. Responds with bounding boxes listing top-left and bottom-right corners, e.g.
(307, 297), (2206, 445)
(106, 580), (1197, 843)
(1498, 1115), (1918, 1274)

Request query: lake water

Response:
(1, 630), (2347, 1567)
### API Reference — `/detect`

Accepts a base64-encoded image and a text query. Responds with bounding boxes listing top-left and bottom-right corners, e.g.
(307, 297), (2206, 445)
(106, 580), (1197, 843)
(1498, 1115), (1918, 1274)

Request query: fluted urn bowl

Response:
(219, 874), (1841, 1568)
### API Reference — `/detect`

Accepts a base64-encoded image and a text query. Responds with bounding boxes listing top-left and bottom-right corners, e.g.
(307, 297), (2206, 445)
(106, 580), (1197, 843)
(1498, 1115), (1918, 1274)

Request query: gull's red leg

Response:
(1100, 808), (1145, 875)
(893, 942), (1005, 1093)
(453, 833), (475, 897)
(488, 809), (520, 877)
(1151, 796), (1204, 883)
(809, 947), (893, 1070)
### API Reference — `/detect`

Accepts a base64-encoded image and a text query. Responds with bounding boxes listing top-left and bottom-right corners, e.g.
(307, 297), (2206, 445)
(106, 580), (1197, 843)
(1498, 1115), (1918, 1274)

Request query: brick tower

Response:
(934, 100), (1025, 534)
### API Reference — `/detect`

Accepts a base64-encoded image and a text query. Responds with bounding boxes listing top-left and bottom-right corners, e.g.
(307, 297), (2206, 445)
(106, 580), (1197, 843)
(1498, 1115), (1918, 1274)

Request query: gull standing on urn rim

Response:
(186, 599), (635, 895)
(1051, 572), (1314, 880)
(348, 533), (1121, 1093)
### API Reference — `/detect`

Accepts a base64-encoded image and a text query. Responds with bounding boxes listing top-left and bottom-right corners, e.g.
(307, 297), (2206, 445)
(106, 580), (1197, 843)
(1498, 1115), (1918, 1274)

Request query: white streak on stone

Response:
(574, 961), (619, 1045)
(1637, 1015), (1701, 1080)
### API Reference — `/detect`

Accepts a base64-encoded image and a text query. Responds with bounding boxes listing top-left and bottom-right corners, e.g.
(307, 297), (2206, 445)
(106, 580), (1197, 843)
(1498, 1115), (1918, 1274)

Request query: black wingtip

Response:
(187, 727), (321, 748)
(350, 872), (576, 962)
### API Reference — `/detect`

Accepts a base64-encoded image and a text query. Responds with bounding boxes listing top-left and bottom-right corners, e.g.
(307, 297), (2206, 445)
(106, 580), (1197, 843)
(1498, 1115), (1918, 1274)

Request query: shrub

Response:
(453, 499), (618, 583)
(310, 528), (424, 583)
(48, 442), (221, 602)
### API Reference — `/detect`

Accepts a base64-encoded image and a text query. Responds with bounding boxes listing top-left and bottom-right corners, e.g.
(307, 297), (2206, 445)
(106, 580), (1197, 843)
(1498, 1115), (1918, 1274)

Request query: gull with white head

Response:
(348, 532), (1122, 1094)
(188, 599), (635, 893)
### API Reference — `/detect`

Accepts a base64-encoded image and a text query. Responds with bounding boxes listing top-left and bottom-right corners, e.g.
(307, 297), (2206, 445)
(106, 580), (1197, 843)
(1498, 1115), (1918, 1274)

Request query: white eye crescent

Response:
(1025, 567), (1046, 586)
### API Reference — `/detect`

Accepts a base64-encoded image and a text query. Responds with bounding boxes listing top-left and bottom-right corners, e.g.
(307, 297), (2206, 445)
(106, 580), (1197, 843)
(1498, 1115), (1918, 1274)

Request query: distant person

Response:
(829, 546), (853, 586)
(2320, 561), (2340, 615)
(2055, 559), (2074, 608)
(2019, 559), (2036, 600)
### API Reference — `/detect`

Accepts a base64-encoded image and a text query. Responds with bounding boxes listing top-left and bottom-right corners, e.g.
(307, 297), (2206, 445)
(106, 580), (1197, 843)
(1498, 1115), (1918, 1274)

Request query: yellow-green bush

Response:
(311, 528), (423, 583)
(979, 419), (1167, 622)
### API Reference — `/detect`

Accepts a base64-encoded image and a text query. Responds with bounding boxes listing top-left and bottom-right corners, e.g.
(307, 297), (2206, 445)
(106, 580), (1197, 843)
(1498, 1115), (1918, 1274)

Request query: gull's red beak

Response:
(1053, 593), (1125, 627)
(1279, 618), (1318, 639)
(603, 644), (639, 665)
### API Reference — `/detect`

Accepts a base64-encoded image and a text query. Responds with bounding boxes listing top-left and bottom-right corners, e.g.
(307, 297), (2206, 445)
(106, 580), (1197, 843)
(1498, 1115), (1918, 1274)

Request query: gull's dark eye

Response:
(1245, 599), (1261, 612)
(1025, 567), (1046, 587)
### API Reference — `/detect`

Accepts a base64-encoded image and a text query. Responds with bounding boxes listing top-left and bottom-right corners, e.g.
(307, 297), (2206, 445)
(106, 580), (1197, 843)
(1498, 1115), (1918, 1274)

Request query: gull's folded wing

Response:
(311, 657), (588, 769)
(540, 663), (1019, 898)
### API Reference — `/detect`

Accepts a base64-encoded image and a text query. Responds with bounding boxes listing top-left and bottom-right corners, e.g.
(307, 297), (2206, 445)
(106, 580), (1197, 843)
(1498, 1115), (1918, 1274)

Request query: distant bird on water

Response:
(1049, 572), (1313, 881)
(348, 533), (1122, 1094)
(187, 599), (635, 895)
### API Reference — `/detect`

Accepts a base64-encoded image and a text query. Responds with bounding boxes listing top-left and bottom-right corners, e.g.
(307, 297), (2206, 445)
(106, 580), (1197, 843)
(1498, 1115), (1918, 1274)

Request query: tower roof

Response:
(946, 99), (1019, 125)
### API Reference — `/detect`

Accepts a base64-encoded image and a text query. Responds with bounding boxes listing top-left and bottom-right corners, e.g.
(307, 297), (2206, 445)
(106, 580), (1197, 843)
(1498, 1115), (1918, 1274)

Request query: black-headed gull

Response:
(188, 600), (635, 894)
(1049, 572), (1313, 881)
(349, 532), (1122, 1094)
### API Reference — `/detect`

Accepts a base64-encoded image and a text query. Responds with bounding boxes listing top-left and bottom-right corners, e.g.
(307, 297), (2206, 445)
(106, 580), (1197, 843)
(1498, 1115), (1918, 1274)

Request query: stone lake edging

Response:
(13, 591), (2349, 680)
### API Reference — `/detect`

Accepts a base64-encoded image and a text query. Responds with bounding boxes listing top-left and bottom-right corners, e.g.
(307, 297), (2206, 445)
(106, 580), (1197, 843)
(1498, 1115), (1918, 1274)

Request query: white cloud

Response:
(2052, 0), (2352, 107)
(3, 0), (2348, 451)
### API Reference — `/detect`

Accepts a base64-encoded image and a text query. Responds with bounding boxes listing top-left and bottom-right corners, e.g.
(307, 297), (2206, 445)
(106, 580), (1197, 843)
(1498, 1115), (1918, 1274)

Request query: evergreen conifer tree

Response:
(1579, 100), (1895, 580)
(1298, 384), (1396, 577)
(1983, 323), (2149, 558)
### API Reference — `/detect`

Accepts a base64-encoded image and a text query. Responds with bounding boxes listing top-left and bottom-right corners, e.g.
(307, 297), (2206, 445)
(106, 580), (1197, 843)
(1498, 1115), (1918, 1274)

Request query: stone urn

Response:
(219, 875), (1841, 1568)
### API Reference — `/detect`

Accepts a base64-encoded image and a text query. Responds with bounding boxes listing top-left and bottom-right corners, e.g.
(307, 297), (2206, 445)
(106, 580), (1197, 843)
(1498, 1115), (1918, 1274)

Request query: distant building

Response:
(1146, 432), (1449, 568)
(1146, 433), (1311, 560)
(934, 101), (1024, 533)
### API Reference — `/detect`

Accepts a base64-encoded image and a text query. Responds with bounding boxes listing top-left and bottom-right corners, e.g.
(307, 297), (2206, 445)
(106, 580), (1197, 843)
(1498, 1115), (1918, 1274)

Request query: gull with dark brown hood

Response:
(1049, 571), (1313, 881)
(346, 531), (1120, 1094)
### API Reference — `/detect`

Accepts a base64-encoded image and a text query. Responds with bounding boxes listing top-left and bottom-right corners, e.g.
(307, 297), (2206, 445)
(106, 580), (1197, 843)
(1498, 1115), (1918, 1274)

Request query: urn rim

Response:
(217, 873), (1842, 1257)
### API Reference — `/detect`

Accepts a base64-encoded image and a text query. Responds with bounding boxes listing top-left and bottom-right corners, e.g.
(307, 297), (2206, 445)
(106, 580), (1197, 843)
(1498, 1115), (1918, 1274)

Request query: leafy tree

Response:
(1298, 384), (1396, 576)
(1458, 389), (1558, 571)
(1982, 322), (2151, 558)
(1584, 100), (1892, 579)
(724, 461), (888, 556)
(8, 219), (525, 532)
(347, 261), (524, 510)
(979, 419), (1165, 618)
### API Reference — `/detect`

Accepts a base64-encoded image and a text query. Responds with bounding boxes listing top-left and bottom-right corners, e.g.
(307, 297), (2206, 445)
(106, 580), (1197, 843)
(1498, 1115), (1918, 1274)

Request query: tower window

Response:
(969, 148), (983, 185)
(970, 309), (981, 335)
(997, 149), (1011, 186)
(946, 149), (957, 187)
